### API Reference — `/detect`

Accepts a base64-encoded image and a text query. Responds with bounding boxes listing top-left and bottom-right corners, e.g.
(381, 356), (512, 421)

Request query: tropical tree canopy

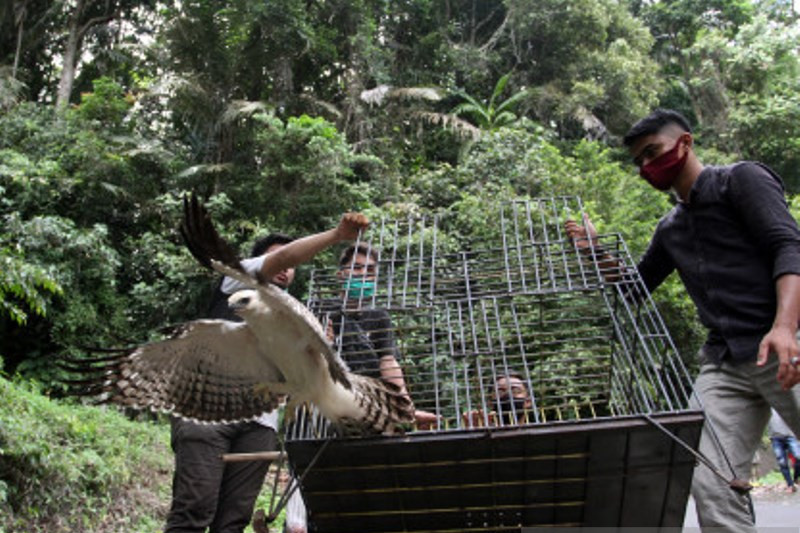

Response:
(1, 0), (798, 397)
(3, 1), (800, 529)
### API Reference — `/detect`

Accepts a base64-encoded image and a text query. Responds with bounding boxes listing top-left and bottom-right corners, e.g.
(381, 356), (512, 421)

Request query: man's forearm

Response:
(260, 228), (340, 280)
(773, 274), (800, 331)
(380, 355), (407, 392)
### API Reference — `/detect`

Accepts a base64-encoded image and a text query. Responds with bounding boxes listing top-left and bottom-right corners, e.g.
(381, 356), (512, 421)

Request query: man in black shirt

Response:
(315, 244), (422, 403)
(566, 109), (800, 532)
(166, 213), (369, 533)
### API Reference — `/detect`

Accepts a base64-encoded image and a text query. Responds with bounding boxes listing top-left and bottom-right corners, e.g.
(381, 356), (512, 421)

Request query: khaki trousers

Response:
(690, 353), (800, 533)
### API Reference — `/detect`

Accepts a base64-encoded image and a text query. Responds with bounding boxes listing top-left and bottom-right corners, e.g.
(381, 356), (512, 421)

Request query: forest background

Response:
(2, 0), (800, 531)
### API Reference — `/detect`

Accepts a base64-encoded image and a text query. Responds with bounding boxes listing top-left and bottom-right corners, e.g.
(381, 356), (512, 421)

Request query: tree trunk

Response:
(12, 2), (26, 79)
(55, 0), (86, 109)
(55, 0), (114, 110)
(273, 55), (294, 109)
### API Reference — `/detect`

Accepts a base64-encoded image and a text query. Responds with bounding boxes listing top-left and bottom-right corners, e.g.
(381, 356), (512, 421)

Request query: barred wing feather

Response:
(64, 320), (285, 423)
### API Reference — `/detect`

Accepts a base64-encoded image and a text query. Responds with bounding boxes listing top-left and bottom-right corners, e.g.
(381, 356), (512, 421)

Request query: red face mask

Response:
(639, 139), (688, 191)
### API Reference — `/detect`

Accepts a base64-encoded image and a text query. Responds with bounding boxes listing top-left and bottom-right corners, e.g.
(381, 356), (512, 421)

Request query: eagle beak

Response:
(228, 295), (251, 311)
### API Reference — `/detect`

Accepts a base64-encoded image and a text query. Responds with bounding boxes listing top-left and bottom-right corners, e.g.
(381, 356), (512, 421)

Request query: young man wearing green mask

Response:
(333, 244), (439, 423)
(334, 244), (405, 385)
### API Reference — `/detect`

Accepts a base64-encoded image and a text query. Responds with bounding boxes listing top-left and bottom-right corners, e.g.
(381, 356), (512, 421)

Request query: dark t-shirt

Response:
(312, 300), (398, 378)
(206, 279), (240, 321)
(637, 162), (800, 363)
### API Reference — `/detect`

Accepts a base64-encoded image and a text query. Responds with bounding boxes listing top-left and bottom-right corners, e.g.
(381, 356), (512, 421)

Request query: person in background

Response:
(283, 243), (438, 533)
(565, 108), (800, 533)
(166, 213), (369, 533)
(768, 408), (800, 493)
(325, 243), (439, 427)
(463, 371), (533, 428)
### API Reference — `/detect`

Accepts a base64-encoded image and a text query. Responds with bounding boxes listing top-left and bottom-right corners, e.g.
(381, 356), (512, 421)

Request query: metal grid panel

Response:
(291, 196), (693, 439)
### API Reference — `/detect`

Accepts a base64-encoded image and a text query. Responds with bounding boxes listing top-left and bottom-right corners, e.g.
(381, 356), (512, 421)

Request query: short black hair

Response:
(250, 233), (294, 257)
(623, 109), (692, 147)
(496, 370), (525, 383)
(339, 243), (379, 267)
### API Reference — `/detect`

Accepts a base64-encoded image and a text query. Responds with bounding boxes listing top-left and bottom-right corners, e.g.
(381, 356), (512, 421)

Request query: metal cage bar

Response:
(278, 197), (702, 532)
(290, 197), (693, 441)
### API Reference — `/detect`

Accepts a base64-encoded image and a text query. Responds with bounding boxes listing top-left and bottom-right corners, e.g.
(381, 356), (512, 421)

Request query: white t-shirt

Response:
(220, 255), (265, 294)
(221, 255), (279, 431)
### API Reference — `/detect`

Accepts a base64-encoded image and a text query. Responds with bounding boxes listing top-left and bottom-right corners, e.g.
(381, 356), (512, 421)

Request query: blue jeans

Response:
(771, 435), (800, 487)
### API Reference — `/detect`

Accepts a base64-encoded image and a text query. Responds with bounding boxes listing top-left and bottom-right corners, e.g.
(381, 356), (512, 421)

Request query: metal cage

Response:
(282, 197), (703, 532)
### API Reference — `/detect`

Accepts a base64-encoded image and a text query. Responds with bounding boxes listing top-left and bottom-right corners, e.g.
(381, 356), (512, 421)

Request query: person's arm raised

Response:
(259, 213), (369, 281)
(564, 216), (624, 282)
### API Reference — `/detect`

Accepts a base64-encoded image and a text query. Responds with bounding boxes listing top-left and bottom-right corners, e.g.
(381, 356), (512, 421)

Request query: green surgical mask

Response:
(343, 278), (376, 299)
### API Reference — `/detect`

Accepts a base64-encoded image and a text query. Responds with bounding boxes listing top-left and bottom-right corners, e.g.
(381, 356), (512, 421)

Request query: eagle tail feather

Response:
(349, 375), (415, 436)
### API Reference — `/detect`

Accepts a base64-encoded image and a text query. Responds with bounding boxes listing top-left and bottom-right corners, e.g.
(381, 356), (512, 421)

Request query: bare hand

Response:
(564, 215), (598, 250)
(325, 320), (335, 342)
(414, 409), (440, 430)
(757, 325), (800, 389)
(336, 212), (369, 241)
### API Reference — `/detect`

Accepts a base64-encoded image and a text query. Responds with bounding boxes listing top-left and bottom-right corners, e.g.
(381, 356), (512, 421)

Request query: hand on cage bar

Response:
(564, 216), (599, 251)
(335, 212), (370, 241)
(414, 409), (440, 430)
(564, 216), (629, 282)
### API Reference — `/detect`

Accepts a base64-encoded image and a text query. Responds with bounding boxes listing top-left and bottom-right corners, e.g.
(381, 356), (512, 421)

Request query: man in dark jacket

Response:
(566, 109), (800, 532)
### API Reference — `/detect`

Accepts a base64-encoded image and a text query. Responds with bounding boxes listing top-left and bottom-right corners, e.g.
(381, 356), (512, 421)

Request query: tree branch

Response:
(479, 8), (510, 54)
(78, 12), (116, 41)
(474, 5), (503, 36)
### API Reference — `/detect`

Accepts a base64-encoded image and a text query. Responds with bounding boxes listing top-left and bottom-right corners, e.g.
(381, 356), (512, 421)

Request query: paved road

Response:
(683, 491), (799, 531)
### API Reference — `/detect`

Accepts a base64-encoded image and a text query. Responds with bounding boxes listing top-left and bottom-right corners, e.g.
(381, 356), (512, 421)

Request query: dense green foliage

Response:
(0, 377), (171, 532)
(2, 0), (800, 529)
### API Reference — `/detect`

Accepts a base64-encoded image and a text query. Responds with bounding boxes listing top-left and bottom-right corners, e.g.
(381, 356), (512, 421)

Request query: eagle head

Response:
(228, 289), (262, 316)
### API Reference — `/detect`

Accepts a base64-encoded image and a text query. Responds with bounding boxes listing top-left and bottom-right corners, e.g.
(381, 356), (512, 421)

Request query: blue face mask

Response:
(343, 278), (376, 299)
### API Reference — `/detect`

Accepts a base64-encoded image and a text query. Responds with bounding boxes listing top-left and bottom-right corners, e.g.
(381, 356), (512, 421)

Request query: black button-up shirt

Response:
(637, 162), (800, 364)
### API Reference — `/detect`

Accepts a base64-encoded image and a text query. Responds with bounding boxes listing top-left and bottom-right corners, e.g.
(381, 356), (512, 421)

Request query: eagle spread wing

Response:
(63, 194), (413, 436)
(62, 320), (285, 423)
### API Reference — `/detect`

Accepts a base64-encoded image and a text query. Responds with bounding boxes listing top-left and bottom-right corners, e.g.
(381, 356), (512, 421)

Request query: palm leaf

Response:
(488, 72), (512, 112)
(175, 163), (234, 178)
(495, 89), (529, 115)
(361, 85), (443, 106)
(414, 111), (481, 140)
(298, 94), (342, 119)
(360, 85), (393, 105)
(452, 92), (492, 127)
(220, 100), (270, 124)
(387, 87), (442, 102)
(493, 111), (518, 128)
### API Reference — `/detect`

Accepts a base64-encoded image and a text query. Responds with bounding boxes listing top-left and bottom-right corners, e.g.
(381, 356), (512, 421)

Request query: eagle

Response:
(62, 195), (414, 436)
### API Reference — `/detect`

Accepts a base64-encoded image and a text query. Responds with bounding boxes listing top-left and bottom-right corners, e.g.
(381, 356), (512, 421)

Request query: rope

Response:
(641, 412), (755, 527)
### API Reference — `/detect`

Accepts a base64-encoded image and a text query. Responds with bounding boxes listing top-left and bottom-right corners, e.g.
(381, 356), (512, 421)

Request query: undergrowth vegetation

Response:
(0, 377), (171, 533)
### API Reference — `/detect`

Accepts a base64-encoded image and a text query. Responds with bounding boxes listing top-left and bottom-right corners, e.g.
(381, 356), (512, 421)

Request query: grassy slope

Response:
(0, 377), (172, 533)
